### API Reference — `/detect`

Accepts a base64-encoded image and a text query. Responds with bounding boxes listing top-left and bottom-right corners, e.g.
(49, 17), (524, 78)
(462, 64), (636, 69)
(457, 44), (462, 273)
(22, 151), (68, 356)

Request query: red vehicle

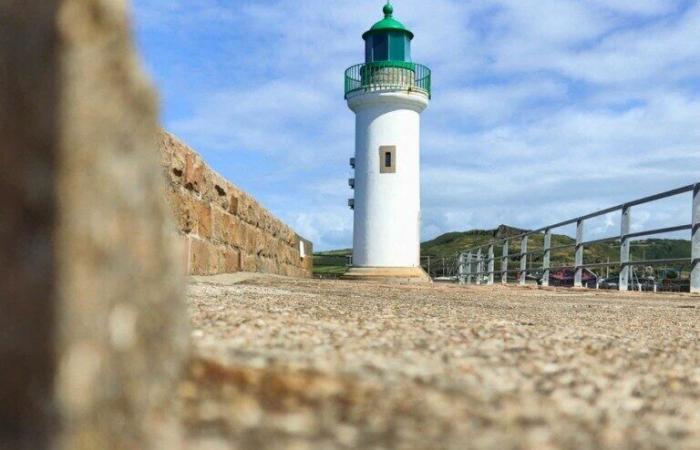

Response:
(548, 268), (598, 288)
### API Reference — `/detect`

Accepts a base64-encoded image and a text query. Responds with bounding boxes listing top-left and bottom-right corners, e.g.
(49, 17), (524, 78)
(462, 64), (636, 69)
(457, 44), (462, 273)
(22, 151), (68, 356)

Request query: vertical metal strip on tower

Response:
(619, 206), (631, 291)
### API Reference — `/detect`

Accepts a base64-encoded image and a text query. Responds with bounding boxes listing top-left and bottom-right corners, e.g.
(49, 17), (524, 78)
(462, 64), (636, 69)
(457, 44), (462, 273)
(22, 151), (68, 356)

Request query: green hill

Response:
(313, 225), (691, 276)
(421, 225), (690, 268)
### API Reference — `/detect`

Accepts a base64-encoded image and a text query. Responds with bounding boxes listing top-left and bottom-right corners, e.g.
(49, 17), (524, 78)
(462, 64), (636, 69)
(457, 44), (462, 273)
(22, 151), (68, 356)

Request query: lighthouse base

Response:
(342, 266), (432, 284)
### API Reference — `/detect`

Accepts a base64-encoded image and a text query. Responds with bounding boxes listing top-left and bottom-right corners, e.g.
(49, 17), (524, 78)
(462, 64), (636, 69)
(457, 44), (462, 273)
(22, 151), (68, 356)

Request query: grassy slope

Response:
(421, 226), (689, 265)
(314, 225), (691, 274)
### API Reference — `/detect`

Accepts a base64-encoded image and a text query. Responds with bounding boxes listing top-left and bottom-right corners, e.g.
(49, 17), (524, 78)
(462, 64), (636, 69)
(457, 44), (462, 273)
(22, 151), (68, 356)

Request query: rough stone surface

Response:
(0, 1), (188, 449)
(0, 3), (59, 448)
(159, 131), (313, 278)
(180, 276), (700, 450)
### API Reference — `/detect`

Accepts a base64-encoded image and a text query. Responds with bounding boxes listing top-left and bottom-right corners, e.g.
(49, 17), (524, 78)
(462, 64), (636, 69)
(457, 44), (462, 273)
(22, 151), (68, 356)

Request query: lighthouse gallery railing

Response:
(344, 62), (431, 99)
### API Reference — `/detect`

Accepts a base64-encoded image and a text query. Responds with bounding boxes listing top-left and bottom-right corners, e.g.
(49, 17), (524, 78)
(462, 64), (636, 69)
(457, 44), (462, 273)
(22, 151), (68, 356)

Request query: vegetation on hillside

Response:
(421, 225), (690, 266)
(313, 225), (691, 277)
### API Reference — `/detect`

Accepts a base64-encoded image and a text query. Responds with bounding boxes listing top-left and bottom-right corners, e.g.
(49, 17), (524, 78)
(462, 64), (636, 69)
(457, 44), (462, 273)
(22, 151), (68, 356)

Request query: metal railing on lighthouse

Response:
(344, 61), (431, 99)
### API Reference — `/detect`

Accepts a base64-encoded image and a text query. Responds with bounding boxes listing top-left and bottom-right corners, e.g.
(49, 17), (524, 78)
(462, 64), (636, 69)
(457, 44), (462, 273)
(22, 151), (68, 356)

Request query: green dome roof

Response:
(362, 2), (414, 40)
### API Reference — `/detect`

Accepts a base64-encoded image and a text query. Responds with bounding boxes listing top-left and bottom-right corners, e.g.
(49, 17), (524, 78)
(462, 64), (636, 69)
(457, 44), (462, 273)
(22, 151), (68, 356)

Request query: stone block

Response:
(162, 133), (187, 185)
(211, 206), (233, 245)
(184, 151), (205, 193)
(245, 224), (262, 255)
(228, 194), (239, 215)
(207, 173), (229, 207)
(169, 189), (195, 234)
(208, 245), (224, 275)
(190, 238), (211, 276)
(193, 199), (211, 240)
(179, 234), (191, 275)
(241, 254), (258, 272)
(230, 217), (245, 248)
(222, 247), (241, 273)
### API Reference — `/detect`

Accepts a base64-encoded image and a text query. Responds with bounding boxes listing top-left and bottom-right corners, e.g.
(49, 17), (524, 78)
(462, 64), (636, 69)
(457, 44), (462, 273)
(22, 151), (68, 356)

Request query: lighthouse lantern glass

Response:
(365, 32), (411, 63)
(389, 32), (405, 61)
(373, 34), (389, 61)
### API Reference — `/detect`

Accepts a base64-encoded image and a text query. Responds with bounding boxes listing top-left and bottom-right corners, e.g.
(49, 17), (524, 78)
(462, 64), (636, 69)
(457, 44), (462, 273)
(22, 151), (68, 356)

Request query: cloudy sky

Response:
(133, 0), (699, 250)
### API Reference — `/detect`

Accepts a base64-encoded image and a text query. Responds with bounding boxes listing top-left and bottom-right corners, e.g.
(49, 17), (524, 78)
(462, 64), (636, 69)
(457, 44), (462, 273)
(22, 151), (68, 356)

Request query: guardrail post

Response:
(543, 229), (551, 287)
(519, 236), (528, 286)
(476, 248), (483, 285)
(575, 219), (584, 288)
(488, 244), (495, 285)
(466, 252), (473, 284)
(501, 240), (509, 284)
(692, 184), (699, 294)
(619, 205), (631, 291)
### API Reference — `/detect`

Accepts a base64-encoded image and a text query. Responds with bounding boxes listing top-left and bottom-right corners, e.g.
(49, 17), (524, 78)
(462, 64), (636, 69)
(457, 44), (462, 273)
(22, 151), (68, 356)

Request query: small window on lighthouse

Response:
(379, 146), (396, 173)
(373, 34), (388, 61)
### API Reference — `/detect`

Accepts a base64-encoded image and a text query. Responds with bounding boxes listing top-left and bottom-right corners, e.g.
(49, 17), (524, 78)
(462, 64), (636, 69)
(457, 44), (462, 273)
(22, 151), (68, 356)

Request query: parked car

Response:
(549, 268), (598, 288)
(599, 276), (619, 290)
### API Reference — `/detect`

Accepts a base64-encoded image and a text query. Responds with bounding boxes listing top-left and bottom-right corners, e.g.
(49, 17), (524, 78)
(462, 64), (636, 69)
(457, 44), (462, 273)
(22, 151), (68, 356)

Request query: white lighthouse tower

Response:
(343, 2), (431, 283)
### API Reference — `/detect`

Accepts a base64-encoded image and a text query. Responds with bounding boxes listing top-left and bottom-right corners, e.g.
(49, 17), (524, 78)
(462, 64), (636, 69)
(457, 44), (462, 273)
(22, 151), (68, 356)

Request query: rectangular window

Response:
(373, 34), (388, 61)
(379, 145), (396, 173)
(389, 32), (405, 61)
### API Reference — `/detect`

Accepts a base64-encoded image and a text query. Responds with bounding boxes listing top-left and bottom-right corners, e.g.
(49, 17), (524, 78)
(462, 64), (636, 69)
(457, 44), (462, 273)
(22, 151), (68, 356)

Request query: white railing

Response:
(457, 183), (699, 294)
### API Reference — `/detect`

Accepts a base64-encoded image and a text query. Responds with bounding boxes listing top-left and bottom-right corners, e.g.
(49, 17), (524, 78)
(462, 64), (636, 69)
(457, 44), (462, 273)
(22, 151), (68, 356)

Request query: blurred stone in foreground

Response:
(0, 1), (188, 449)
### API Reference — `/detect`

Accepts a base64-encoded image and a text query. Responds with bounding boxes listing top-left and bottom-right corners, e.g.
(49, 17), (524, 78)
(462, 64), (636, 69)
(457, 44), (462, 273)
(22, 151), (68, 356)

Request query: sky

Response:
(132, 0), (700, 251)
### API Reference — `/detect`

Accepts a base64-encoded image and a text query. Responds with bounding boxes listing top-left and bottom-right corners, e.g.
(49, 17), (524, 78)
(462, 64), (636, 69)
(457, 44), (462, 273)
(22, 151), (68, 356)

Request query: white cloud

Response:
(588, 0), (676, 16)
(292, 208), (353, 250)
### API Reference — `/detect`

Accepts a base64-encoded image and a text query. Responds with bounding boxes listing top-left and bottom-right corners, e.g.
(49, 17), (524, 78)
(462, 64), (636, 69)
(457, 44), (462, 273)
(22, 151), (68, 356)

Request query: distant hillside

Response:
(314, 225), (691, 275)
(315, 249), (351, 256)
(420, 225), (690, 268)
(420, 225), (527, 257)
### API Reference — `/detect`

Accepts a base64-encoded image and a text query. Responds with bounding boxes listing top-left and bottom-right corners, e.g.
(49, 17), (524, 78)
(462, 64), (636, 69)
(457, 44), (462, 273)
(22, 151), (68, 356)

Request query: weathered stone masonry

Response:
(159, 131), (313, 278)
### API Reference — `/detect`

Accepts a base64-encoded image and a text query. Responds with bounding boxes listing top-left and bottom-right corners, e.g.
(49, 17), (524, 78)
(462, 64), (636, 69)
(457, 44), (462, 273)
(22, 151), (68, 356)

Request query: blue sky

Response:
(133, 0), (700, 251)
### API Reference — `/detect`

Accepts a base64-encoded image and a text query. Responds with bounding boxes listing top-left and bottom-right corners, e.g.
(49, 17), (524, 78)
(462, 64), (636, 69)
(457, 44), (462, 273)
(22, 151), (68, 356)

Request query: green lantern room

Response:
(363, 3), (413, 63)
(344, 2), (431, 99)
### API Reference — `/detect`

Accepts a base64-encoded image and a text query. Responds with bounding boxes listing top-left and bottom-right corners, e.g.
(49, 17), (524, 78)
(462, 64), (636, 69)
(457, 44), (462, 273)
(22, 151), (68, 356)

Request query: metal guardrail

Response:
(344, 61), (431, 99)
(421, 255), (459, 279)
(457, 183), (700, 294)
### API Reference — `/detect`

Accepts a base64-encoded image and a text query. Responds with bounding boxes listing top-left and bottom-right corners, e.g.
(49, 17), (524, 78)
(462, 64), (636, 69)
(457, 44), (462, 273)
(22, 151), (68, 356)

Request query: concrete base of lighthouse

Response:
(342, 266), (432, 284)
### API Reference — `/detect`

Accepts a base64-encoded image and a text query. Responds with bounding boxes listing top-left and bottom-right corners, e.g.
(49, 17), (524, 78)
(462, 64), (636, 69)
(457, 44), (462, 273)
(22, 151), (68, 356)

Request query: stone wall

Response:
(0, 1), (188, 449)
(159, 131), (313, 278)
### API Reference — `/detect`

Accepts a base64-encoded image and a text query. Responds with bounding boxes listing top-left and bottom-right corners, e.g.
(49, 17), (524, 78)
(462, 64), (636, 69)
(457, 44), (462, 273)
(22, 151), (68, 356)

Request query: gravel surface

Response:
(178, 275), (700, 450)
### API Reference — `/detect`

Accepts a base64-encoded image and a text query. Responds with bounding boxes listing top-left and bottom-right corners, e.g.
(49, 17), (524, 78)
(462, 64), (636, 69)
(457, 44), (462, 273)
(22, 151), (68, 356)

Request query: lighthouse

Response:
(343, 2), (431, 283)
